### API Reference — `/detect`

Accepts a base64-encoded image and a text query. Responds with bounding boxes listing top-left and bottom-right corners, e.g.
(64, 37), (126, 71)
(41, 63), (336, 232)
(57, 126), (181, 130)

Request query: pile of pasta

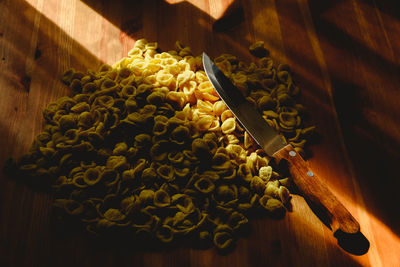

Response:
(7, 39), (315, 251)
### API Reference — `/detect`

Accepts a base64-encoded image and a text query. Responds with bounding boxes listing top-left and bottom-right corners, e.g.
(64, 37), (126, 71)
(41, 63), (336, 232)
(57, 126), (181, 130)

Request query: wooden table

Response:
(1, 0), (400, 266)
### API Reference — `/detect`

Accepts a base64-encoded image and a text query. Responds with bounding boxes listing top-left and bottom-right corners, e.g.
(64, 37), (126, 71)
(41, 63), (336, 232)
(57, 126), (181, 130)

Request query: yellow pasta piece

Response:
(166, 91), (185, 108)
(83, 168), (101, 186)
(120, 196), (141, 215)
(207, 119), (220, 132)
(100, 169), (120, 187)
(228, 212), (248, 230)
(191, 139), (211, 160)
(130, 60), (148, 76)
(168, 151), (184, 164)
(133, 38), (147, 49)
(212, 101), (227, 116)
(72, 173), (87, 188)
(264, 181), (279, 198)
(198, 81), (218, 94)
(153, 121), (168, 136)
(140, 167), (156, 184)
(196, 99), (214, 114)
(194, 177), (215, 194)
(177, 70), (195, 86)
(150, 141), (168, 162)
(181, 80), (197, 103)
(170, 125), (190, 145)
(195, 115), (214, 132)
(249, 41), (269, 58)
(104, 208), (126, 222)
(221, 117), (236, 134)
(138, 190), (154, 204)
(215, 185), (237, 204)
(259, 196), (284, 213)
(113, 142), (128, 155)
(223, 134), (239, 145)
(250, 176), (266, 194)
(143, 74), (158, 85)
(259, 166), (272, 182)
(63, 199), (85, 216)
(156, 71), (174, 87)
(213, 225), (235, 251)
(157, 164), (174, 181)
(278, 186), (290, 203)
(220, 109), (234, 122)
(154, 189), (171, 208)
(156, 224), (174, 243)
(212, 153), (230, 169)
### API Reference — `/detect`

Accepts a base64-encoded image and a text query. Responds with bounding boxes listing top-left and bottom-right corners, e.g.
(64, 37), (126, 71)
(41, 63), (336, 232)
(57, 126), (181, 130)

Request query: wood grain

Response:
(273, 144), (360, 235)
(1, 0), (400, 266)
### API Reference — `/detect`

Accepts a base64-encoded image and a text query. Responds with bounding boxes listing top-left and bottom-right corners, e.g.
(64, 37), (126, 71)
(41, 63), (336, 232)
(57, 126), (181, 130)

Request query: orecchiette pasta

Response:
(5, 38), (316, 252)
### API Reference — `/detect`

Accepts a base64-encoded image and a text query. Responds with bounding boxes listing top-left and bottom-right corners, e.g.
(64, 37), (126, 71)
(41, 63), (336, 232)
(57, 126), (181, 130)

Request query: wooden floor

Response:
(1, 0), (400, 266)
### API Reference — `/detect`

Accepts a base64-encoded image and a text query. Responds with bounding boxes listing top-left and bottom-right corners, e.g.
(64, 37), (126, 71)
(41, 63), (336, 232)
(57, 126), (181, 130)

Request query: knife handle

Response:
(273, 144), (360, 235)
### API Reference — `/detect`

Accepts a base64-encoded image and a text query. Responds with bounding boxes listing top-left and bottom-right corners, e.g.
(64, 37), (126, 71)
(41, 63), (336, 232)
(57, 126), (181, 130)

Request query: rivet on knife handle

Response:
(273, 144), (360, 235)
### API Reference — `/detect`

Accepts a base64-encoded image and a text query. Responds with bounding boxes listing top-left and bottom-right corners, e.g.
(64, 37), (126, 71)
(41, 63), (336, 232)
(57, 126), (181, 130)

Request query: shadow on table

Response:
(0, 1), (102, 266)
(270, 0), (400, 241)
(80, 0), (253, 59)
(4, 0), (400, 265)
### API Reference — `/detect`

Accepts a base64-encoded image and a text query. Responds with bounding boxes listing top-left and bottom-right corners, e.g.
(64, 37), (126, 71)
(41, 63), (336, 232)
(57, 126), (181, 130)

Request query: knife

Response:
(202, 52), (360, 237)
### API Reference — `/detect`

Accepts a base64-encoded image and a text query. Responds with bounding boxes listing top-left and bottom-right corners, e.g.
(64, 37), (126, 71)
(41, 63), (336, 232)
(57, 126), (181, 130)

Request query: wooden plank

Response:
(304, 0), (400, 266)
(1, 0), (400, 266)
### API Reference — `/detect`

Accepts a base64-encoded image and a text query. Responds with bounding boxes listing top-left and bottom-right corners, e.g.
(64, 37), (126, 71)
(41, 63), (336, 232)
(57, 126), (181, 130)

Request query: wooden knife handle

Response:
(273, 144), (360, 235)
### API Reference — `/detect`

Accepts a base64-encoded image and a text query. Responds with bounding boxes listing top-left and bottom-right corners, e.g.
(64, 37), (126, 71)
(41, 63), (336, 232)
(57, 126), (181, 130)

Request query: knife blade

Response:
(202, 53), (287, 157)
(202, 52), (360, 236)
